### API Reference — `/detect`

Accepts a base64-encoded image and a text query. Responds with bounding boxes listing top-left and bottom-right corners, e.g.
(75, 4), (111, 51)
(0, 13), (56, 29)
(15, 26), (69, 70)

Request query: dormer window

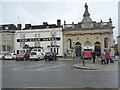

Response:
(5, 26), (8, 30)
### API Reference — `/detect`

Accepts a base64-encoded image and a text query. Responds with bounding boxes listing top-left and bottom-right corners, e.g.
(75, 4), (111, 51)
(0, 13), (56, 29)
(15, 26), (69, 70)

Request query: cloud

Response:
(1, 2), (118, 42)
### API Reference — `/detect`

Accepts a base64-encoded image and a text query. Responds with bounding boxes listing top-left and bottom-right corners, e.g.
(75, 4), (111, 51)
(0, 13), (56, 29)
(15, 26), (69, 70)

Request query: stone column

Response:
(63, 33), (67, 55)
(101, 33), (104, 53)
(81, 33), (84, 51)
(110, 32), (114, 57)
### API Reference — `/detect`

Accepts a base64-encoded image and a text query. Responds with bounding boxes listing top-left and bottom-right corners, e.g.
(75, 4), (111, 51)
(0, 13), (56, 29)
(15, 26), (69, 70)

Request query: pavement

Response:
(58, 57), (118, 71)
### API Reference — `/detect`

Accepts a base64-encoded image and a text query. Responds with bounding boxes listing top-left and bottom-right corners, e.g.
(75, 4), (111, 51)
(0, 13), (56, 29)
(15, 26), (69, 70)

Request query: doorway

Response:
(75, 42), (81, 57)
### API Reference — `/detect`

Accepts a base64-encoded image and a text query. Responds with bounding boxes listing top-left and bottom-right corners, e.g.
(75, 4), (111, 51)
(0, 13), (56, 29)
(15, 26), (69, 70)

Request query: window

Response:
(34, 42), (38, 47)
(50, 48), (52, 52)
(20, 34), (25, 39)
(2, 45), (6, 51)
(67, 39), (72, 49)
(5, 26), (8, 30)
(20, 34), (25, 48)
(35, 34), (37, 38)
(57, 48), (58, 54)
(104, 38), (109, 48)
(38, 34), (40, 37)
(38, 42), (40, 47)
(54, 48), (56, 53)
(34, 34), (40, 47)
(17, 50), (19, 54)
(7, 45), (11, 52)
(2, 34), (12, 41)
(20, 42), (25, 47)
(2, 45), (11, 52)
(38, 49), (41, 52)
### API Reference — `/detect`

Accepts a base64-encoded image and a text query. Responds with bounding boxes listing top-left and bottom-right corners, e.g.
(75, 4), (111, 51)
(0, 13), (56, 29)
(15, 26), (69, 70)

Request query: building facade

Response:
(63, 3), (115, 57)
(15, 20), (63, 56)
(0, 24), (18, 53)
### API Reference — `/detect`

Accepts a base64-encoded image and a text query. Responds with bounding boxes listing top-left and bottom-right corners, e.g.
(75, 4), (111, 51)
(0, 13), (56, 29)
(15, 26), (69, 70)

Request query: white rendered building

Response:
(15, 20), (63, 56)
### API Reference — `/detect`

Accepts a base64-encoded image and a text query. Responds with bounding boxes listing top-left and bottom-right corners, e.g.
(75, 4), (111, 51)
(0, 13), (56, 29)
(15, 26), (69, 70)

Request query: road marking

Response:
(0, 64), (16, 68)
(13, 64), (43, 70)
(37, 64), (66, 71)
(83, 69), (118, 71)
(14, 69), (62, 72)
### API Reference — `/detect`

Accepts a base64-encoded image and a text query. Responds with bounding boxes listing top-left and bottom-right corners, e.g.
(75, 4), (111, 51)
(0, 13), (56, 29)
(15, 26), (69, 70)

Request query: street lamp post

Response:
(82, 50), (85, 66)
(83, 56), (85, 66)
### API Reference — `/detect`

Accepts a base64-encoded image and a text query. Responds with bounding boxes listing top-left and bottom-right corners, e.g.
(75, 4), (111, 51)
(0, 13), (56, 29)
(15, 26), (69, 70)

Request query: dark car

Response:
(44, 52), (57, 61)
(16, 53), (30, 61)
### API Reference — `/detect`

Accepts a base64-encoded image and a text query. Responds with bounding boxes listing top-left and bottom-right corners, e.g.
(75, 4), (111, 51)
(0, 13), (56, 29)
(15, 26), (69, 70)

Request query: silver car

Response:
(0, 53), (5, 60)
(4, 53), (16, 60)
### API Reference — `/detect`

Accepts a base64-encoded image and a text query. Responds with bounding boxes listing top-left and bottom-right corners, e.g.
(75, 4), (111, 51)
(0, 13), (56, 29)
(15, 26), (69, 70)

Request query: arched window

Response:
(104, 38), (109, 48)
(75, 42), (81, 46)
(67, 39), (72, 49)
(84, 41), (92, 46)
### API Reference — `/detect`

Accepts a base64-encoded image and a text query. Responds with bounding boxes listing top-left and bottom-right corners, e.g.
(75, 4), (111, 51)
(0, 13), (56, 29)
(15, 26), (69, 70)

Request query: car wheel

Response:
(37, 58), (39, 61)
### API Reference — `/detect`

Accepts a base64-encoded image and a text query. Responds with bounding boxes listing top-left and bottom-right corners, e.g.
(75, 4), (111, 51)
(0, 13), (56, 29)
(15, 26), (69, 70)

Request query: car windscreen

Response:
(31, 52), (36, 55)
(5, 53), (12, 56)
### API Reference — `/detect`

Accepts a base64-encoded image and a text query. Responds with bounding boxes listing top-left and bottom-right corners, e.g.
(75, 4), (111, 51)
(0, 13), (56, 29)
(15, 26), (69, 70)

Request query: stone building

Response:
(63, 3), (115, 57)
(0, 24), (18, 53)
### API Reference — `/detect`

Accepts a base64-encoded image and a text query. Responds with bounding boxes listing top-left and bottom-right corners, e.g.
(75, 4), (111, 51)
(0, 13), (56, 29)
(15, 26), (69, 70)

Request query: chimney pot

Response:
(17, 24), (22, 30)
(57, 19), (61, 26)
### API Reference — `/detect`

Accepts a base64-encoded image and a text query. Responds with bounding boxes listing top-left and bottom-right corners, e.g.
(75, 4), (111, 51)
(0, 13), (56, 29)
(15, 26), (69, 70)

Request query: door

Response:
(75, 42), (81, 57)
(75, 46), (81, 57)
(94, 42), (101, 56)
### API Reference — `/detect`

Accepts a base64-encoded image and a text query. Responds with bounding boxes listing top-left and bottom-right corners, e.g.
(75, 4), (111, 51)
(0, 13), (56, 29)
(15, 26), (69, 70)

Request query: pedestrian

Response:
(64, 52), (66, 58)
(105, 50), (110, 64)
(72, 51), (75, 59)
(92, 50), (96, 63)
(100, 52), (106, 65)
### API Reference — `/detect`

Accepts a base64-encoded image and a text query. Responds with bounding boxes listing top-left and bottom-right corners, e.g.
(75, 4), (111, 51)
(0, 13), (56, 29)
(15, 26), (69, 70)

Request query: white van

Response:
(30, 51), (45, 61)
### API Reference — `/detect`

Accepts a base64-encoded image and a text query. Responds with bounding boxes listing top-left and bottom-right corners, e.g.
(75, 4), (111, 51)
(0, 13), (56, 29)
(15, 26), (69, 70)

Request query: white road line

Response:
(83, 69), (118, 71)
(14, 69), (62, 72)
(0, 64), (16, 67)
(13, 64), (43, 70)
(37, 64), (66, 71)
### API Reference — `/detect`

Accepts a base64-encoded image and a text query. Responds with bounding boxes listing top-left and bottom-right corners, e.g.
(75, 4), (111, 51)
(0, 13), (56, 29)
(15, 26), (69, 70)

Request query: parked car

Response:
(16, 53), (30, 61)
(4, 53), (16, 60)
(44, 52), (57, 61)
(82, 50), (92, 60)
(30, 51), (45, 61)
(0, 53), (5, 60)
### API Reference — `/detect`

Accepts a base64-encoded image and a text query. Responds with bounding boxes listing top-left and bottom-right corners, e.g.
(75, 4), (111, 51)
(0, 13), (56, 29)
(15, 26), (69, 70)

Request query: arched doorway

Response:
(94, 42), (101, 56)
(75, 42), (81, 57)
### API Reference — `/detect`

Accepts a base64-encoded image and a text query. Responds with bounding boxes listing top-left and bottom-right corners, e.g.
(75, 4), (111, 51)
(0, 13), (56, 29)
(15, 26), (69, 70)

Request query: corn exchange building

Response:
(63, 3), (115, 57)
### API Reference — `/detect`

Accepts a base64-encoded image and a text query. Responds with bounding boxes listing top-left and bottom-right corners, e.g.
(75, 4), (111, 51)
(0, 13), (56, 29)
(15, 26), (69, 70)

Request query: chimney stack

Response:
(43, 22), (48, 26)
(17, 24), (22, 30)
(57, 19), (61, 27)
(25, 24), (31, 29)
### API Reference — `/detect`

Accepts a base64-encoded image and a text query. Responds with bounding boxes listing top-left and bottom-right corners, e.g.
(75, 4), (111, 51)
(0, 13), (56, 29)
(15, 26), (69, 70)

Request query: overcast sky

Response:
(0, 0), (119, 43)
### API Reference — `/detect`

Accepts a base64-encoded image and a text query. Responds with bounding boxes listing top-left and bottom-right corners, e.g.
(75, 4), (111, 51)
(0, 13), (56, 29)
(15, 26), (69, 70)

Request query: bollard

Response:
(82, 57), (85, 66)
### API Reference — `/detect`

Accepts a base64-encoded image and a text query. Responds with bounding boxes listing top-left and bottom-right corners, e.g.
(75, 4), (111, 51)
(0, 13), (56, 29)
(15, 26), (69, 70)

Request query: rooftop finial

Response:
(85, 3), (88, 11)
(83, 3), (90, 17)
(109, 18), (112, 22)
